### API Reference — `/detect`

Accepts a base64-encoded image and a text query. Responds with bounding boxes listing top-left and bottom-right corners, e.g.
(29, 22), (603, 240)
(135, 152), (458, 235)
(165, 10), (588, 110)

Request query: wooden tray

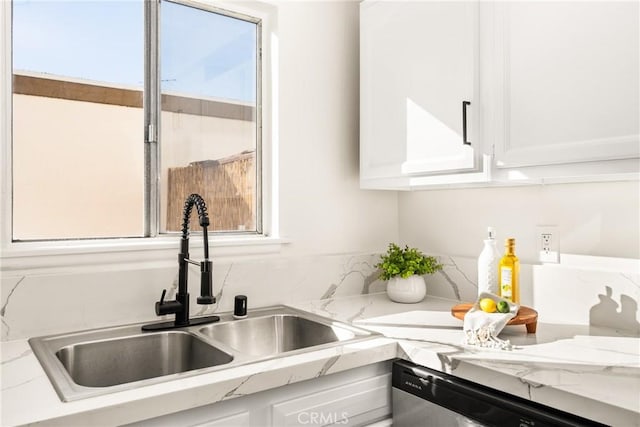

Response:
(451, 303), (538, 333)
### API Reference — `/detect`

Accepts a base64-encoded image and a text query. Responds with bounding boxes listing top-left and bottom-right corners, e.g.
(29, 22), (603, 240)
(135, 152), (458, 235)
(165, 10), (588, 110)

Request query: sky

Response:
(12, 0), (257, 103)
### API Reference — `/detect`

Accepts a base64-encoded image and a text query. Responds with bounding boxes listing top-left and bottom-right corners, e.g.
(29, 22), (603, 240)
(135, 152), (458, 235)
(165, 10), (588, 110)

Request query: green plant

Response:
(375, 243), (442, 280)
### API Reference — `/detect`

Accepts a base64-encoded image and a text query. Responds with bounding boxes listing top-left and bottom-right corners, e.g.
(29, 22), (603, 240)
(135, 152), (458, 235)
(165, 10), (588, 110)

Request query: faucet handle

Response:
(155, 289), (182, 316)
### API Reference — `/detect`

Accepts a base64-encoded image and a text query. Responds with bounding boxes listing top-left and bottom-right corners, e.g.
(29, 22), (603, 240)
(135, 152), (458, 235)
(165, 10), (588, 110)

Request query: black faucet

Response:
(142, 194), (220, 331)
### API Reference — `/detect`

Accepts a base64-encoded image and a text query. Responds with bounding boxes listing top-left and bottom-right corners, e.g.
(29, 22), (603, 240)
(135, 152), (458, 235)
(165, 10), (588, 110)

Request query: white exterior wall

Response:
(12, 94), (145, 239)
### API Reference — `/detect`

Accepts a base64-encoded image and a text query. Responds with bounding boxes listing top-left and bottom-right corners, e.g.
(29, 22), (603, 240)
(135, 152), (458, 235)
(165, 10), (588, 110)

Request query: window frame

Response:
(0, 0), (282, 268)
(153, 0), (264, 238)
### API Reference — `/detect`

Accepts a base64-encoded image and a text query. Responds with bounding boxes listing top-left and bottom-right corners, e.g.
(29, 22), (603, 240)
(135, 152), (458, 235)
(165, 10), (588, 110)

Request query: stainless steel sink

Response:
(56, 331), (233, 388)
(29, 306), (377, 402)
(198, 314), (359, 356)
(30, 326), (235, 401)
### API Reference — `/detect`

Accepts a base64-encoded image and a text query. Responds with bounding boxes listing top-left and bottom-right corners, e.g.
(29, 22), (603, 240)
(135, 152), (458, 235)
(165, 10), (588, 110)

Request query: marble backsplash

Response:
(1, 252), (386, 341)
(2, 251), (638, 340)
(426, 254), (640, 336)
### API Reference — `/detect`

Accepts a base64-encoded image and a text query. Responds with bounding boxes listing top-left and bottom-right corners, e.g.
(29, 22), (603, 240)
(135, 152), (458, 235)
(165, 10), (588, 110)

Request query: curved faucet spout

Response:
(182, 194), (210, 237)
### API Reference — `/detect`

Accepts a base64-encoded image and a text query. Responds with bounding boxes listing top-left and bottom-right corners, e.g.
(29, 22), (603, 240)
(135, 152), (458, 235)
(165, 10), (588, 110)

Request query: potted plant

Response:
(375, 243), (442, 303)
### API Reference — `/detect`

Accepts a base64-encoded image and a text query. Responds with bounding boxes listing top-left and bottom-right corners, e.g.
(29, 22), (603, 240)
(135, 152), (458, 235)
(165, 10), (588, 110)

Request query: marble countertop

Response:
(289, 293), (640, 426)
(2, 292), (639, 426)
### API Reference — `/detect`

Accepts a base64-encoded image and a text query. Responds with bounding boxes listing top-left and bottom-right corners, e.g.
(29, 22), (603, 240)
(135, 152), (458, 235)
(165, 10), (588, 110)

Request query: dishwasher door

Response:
(394, 387), (484, 427)
(392, 360), (606, 427)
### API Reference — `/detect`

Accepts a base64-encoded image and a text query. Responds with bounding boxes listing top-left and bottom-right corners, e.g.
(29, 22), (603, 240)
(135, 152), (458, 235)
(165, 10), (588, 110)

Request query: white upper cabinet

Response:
(489, 1), (640, 169)
(360, 0), (639, 190)
(360, 1), (488, 189)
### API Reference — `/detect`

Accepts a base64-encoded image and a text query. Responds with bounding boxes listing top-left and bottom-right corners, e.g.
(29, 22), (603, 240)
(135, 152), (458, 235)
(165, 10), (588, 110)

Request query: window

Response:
(12, 0), (145, 240)
(159, 1), (260, 234)
(10, 0), (262, 242)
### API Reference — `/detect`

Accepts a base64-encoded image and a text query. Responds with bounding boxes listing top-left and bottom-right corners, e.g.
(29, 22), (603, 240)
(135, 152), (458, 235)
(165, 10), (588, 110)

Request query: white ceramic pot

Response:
(386, 275), (426, 303)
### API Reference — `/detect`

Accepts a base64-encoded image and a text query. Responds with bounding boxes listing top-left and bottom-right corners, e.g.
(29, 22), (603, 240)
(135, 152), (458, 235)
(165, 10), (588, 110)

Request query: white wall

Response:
(276, 0), (398, 256)
(398, 180), (640, 263)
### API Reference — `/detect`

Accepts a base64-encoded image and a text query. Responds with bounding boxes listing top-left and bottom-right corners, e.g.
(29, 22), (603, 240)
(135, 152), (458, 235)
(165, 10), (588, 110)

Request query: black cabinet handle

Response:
(462, 101), (471, 145)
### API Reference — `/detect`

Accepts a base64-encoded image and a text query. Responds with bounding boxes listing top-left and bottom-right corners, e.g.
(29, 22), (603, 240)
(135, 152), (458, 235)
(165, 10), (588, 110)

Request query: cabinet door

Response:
(491, 1), (640, 168)
(271, 372), (391, 426)
(360, 0), (481, 185)
(125, 363), (392, 427)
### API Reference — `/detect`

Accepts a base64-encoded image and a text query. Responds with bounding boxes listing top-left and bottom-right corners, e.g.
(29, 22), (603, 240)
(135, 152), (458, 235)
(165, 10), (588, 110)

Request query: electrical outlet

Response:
(541, 233), (552, 253)
(537, 225), (559, 263)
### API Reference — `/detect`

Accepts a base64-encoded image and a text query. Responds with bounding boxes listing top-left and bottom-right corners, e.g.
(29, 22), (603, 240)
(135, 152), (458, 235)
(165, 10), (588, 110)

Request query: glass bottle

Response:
(498, 238), (520, 303)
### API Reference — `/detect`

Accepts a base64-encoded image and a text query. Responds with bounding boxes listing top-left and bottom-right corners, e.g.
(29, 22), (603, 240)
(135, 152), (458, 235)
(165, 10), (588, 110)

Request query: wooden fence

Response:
(166, 151), (256, 232)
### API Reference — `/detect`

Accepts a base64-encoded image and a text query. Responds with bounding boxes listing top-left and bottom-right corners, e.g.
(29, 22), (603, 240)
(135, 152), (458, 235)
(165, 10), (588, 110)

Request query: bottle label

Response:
(501, 266), (513, 299)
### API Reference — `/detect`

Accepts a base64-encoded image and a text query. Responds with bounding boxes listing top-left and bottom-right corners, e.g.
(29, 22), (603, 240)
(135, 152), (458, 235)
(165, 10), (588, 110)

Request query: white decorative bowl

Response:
(386, 275), (426, 303)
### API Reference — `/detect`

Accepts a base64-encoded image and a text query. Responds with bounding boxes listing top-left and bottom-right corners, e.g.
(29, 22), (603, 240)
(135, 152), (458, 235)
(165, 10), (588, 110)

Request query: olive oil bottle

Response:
(498, 238), (520, 303)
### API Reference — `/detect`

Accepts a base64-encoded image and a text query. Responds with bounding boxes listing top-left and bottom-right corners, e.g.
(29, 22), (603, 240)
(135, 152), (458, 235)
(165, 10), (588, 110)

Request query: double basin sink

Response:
(29, 306), (377, 402)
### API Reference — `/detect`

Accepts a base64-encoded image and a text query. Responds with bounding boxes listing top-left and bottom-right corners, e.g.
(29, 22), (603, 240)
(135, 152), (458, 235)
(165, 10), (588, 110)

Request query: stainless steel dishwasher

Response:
(392, 360), (607, 427)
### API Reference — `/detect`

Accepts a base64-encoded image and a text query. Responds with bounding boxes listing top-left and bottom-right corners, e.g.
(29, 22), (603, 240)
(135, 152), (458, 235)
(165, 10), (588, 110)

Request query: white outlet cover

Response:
(539, 250), (559, 263)
(536, 225), (559, 263)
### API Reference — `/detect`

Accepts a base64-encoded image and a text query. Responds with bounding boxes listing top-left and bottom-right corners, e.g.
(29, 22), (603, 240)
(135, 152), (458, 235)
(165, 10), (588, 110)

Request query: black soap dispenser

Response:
(233, 295), (247, 319)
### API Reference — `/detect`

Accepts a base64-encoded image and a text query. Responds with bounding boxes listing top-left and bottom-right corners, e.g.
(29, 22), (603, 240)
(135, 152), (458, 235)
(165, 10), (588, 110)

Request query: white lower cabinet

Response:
(126, 362), (392, 427)
(271, 373), (390, 426)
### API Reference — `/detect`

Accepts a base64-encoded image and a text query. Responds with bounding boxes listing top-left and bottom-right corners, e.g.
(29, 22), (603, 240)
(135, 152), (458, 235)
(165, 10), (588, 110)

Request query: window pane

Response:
(12, 0), (144, 240)
(160, 1), (259, 233)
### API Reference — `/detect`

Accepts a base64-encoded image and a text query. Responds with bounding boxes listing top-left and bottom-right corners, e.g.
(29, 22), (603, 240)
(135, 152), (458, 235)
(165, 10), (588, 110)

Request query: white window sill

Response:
(0, 235), (290, 272)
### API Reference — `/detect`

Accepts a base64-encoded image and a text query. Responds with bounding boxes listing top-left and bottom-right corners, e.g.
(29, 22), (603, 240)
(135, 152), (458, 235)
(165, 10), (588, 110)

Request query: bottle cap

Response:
(505, 238), (516, 246)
